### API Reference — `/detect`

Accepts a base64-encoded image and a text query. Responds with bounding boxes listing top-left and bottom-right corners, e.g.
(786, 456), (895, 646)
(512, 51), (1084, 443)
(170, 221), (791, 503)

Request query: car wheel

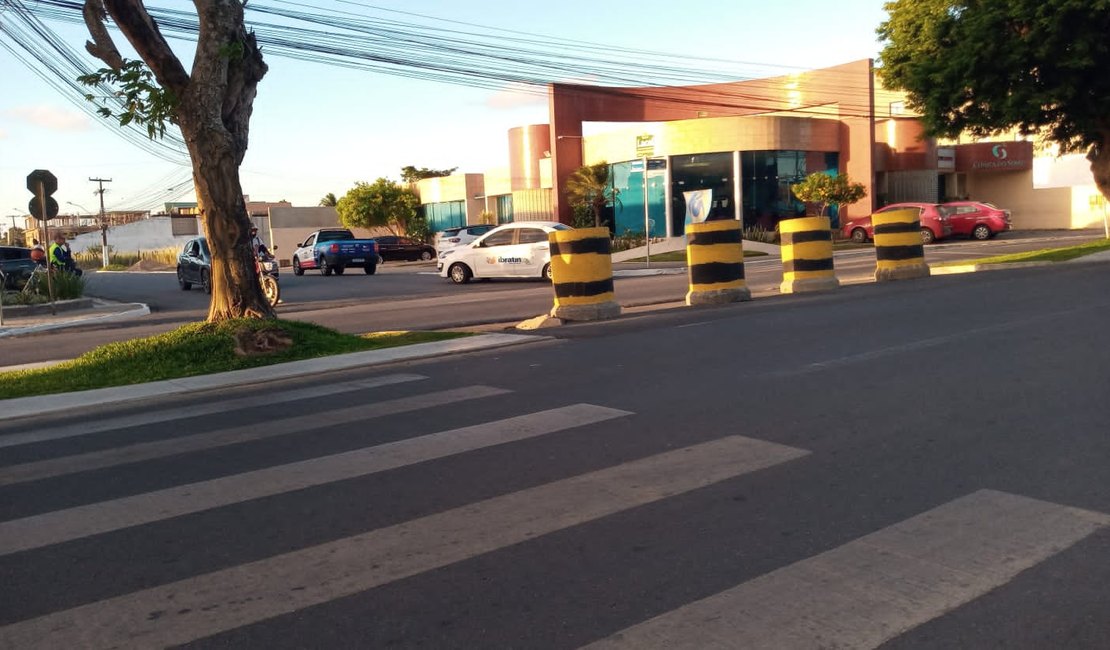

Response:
(972, 224), (992, 240)
(850, 228), (867, 244)
(292, 257), (304, 276)
(542, 263), (552, 281)
(920, 228), (935, 245)
(334, 265), (345, 276)
(177, 267), (192, 291)
(320, 257), (332, 276)
(201, 269), (212, 294)
(449, 262), (471, 284)
(364, 263), (377, 275)
(420, 250), (434, 261)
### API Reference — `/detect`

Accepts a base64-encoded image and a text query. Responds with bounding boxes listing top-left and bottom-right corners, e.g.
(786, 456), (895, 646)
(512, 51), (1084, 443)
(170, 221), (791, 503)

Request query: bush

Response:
(743, 225), (778, 244)
(75, 246), (179, 269)
(611, 229), (647, 252)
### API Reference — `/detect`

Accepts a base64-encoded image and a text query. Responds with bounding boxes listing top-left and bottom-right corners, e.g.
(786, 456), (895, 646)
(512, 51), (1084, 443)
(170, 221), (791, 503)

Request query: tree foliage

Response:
(80, 0), (272, 321)
(564, 162), (619, 228)
(318, 192), (338, 207)
(877, 0), (1110, 200)
(336, 179), (421, 236)
(400, 165), (458, 184)
(791, 173), (867, 217)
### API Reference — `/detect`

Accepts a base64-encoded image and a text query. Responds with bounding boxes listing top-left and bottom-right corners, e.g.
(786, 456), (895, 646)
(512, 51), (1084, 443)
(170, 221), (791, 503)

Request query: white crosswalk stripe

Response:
(0, 434), (808, 648)
(0, 385), (509, 486)
(582, 489), (1110, 649)
(0, 404), (632, 556)
(0, 373), (427, 449)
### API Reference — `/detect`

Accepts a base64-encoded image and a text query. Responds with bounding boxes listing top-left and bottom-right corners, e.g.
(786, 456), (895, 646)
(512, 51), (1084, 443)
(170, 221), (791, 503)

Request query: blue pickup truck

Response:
(291, 228), (378, 276)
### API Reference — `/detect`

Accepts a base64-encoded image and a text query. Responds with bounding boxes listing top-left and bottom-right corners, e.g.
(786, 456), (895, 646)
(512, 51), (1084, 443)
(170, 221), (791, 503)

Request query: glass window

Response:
(423, 201), (466, 232)
(741, 151), (839, 230)
(611, 159), (666, 238)
(517, 228), (548, 244)
(495, 195), (514, 224)
(481, 230), (515, 247)
(670, 152), (734, 236)
(318, 230), (351, 243)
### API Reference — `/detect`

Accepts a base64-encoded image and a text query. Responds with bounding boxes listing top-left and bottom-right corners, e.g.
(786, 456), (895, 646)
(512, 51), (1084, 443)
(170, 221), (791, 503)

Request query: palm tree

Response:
(319, 192), (338, 207)
(564, 162), (619, 228)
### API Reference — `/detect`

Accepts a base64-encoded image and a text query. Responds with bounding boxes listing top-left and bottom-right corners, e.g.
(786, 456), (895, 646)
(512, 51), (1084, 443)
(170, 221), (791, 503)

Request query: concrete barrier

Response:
(779, 216), (839, 294)
(873, 208), (930, 281)
(685, 220), (751, 305)
(549, 227), (621, 321)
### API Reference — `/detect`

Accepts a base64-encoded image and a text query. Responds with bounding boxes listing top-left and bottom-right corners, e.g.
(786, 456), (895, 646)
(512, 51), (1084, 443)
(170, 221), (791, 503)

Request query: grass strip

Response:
(934, 238), (1110, 266)
(0, 319), (470, 400)
(622, 250), (769, 263)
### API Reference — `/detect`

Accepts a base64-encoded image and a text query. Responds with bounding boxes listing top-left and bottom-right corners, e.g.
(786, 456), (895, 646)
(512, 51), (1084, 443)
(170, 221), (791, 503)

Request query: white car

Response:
(437, 221), (572, 284)
(433, 224), (497, 256)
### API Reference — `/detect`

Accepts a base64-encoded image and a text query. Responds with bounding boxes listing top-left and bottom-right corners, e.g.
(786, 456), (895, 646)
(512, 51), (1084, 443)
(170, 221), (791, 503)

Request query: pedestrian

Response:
(48, 233), (83, 277)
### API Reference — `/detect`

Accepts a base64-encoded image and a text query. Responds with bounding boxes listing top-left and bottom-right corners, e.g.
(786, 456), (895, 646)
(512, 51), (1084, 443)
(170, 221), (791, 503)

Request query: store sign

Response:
(955, 141), (1033, 172)
(635, 134), (655, 157)
(684, 189), (712, 223)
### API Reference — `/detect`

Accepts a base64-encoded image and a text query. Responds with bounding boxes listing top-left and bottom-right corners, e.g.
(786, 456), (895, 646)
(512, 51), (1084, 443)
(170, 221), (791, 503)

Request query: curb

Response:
(0, 302), (151, 339)
(0, 332), (549, 420)
(929, 256), (1110, 276)
(0, 297), (94, 316)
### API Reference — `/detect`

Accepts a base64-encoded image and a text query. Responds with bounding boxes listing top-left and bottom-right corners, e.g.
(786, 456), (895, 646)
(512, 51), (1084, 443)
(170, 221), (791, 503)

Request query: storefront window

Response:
(495, 195), (513, 224)
(670, 152), (734, 236)
(740, 151), (839, 230)
(611, 159), (666, 238)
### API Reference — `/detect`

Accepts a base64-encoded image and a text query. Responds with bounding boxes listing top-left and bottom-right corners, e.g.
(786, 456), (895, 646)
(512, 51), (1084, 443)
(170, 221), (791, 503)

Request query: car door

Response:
(376, 236), (400, 260)
(181, 239), (200, 282)
(295, 233), (317, 268)
(514, 227), (550, 275)
(948, 205), (977, 235)
(472, 228), (517, 278)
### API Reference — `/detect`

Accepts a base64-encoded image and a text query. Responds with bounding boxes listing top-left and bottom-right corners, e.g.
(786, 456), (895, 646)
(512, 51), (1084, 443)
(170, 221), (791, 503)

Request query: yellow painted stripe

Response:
(687, 220), (741, 234)
(779, 216), (831, 234)
(874, 231), (923, 248)
(872, 208), (919, 226)
(550, 256), (613, 283)
(782, 241), (833, 261)
(690, 279), (746, 292)
(550, 227), (610, 244)
(554, 292), (616, 306)
(784, 269), (836, 282)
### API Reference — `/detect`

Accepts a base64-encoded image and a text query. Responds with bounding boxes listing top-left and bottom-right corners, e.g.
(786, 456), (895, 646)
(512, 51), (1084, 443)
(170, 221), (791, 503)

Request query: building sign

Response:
(635, 134), (655, 158)
(955, 141), (1033, 173)
(937, 147), (955, 171)
(684, 189), (712, 224)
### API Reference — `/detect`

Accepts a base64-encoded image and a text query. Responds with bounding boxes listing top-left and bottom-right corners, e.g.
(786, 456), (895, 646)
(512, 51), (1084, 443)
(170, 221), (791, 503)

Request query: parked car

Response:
(177, 237), (212, 293)
(942, 201), (1012, 240)
(0, 246), (37, 290)
(438, 221), (572, 284)
(291, 228), (378, 276)
(840, 203), (953, 245)
(434, 224), (497, 255)
(374, 235), (436, 262)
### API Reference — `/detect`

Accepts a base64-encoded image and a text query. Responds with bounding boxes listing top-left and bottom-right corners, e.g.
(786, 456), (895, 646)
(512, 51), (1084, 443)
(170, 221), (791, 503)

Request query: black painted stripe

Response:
(688, 229), (742, 246)
(873, 222), (920, 235)
(553, 278), (614, 298)
(690, 262), (745, 285)
(783, 258), (835, 273)
(781, 230), (831, 245)
(549, 238), (610, 256)
(875, 245), (925, 261)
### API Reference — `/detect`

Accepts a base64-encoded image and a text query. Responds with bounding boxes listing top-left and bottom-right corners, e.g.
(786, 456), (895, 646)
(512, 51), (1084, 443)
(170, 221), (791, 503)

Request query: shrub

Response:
(743, 225), (778, 244)
(611, 229), (647, 252)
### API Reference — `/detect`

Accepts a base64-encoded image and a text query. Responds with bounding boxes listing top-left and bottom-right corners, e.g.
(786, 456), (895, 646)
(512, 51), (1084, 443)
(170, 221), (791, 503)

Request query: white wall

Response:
(68, 217), (195, 253)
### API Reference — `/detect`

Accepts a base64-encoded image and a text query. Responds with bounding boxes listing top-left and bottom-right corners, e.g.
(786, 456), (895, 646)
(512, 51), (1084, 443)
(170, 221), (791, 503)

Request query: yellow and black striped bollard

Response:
(548, 227), (621, 321)
(779, 216), (839, 294)
(873, 208), (930, 281)
(685, 220), (752, 305)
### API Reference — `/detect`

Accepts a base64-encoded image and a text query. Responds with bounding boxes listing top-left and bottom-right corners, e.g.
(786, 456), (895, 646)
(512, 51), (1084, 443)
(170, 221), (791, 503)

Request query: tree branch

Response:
(82, 1), (124, 69)
(98, 0), (191, 96)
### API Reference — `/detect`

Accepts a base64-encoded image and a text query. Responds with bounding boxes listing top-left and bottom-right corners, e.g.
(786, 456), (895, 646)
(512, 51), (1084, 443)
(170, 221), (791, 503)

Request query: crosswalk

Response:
(0, 372), (1105, 648)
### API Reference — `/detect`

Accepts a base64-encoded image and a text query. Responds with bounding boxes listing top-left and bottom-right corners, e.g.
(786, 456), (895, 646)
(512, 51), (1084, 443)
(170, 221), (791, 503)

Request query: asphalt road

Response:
(0, 230), (1101, 367)
(1, 261), (1108, 648)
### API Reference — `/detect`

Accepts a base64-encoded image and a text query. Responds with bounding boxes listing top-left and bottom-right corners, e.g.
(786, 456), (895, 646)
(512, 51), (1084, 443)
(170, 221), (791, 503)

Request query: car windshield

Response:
(318, 230), (353, 243)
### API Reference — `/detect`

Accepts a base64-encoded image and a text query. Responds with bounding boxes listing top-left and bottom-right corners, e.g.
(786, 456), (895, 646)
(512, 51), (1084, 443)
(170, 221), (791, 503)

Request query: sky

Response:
(0, 0), (890, 233)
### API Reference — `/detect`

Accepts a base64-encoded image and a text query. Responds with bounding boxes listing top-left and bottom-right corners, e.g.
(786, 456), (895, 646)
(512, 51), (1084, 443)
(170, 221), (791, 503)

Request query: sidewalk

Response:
(0, 298), (150, 339)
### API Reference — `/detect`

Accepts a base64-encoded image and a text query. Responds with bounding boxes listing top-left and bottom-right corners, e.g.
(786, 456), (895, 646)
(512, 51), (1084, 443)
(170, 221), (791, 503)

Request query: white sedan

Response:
(437, 221), (572, 284)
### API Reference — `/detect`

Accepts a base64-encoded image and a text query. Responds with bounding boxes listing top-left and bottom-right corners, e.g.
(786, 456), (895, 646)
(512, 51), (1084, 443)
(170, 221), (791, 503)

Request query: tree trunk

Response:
(1089, 133), (1110, 208)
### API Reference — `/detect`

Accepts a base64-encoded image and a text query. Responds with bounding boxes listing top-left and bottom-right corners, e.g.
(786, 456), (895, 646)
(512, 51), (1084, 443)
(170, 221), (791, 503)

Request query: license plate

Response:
(351, 258), (365, 263)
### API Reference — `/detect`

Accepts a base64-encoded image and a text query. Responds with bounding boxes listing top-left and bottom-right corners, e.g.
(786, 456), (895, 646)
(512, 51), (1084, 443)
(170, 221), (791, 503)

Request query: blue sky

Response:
(1, 0), (889, 230)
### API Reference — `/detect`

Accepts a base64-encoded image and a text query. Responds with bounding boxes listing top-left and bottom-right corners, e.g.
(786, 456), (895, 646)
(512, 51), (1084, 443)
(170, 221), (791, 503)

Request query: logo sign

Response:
(684, 189), (712, 224)
(992, 144), (1008, 160)
(954, 141), (1032, 173)
(635, 134), (655, 158)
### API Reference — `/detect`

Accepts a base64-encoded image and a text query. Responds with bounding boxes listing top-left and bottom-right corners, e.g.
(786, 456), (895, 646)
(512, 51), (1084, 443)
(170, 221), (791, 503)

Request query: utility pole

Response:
(90, 177), (112, 268)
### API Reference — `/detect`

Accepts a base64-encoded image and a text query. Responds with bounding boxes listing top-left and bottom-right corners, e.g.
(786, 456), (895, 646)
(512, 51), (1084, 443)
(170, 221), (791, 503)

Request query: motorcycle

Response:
(256, 245), (281, 307)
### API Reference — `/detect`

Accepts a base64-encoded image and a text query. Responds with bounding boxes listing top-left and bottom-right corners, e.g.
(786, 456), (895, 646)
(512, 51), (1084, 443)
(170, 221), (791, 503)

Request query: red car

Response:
(942, 201), (1012, 240)
(840, 202), (953, 245)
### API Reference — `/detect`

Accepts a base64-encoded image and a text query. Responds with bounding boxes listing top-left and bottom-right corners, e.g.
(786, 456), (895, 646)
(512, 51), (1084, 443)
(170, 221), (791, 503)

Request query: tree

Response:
(878, 0), (1110, 204)
(564, 162), (619, 228)
(790, 172), (867, 217)
(336, 179), (421, 236)
(80, 1), (272, 321)
(400, 166), (458, 184)
(319, 193), (338, 207)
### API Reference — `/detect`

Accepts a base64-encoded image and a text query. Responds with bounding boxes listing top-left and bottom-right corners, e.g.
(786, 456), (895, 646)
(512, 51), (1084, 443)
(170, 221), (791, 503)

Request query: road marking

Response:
(0, 385), (509, 487)
(583, 489), (1110, 649)
(0, 435), (808, 648)
(0, 374), (427, 450)
(0, 404), (631, 556)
